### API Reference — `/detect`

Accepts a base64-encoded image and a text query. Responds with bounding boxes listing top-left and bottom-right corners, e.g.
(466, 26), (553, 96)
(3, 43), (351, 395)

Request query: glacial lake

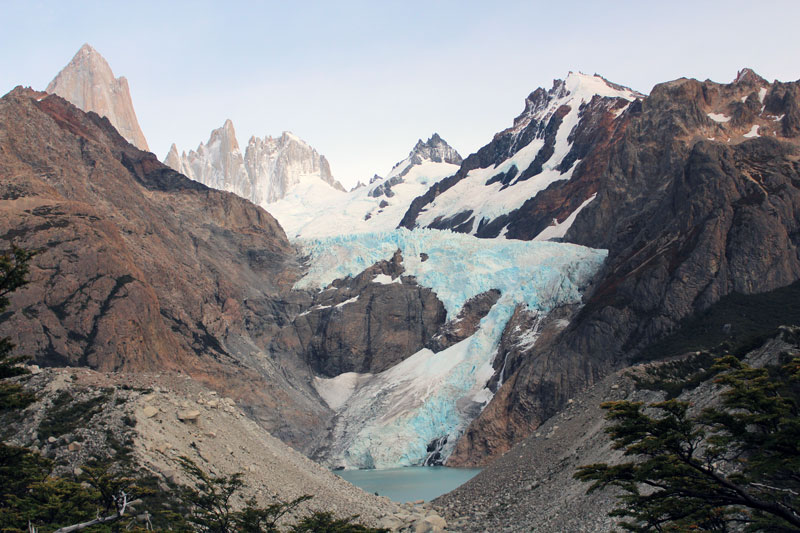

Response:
(334, 466), (481, 503)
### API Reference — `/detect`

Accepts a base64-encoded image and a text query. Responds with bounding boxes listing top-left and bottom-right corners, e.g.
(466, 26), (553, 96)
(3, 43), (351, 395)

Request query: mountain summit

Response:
(166, 122), (345, 205)
(390, 133), (463, 179)
(46, 43), (150, 151)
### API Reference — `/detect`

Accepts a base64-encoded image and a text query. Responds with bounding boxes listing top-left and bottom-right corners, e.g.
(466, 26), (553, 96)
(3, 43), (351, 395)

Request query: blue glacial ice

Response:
(298, 229), (607, 469)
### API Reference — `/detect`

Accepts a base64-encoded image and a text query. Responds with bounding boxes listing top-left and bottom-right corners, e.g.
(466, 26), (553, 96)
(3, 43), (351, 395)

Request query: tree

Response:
(575, 353), (800, 532)
(178, 456), (311, 533)
(0, 245), (35, 411)
(177, 457), (388, 533)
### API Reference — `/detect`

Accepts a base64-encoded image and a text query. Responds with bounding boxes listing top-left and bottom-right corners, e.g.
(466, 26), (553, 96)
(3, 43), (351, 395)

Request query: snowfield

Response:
(267, 159), (459, 239)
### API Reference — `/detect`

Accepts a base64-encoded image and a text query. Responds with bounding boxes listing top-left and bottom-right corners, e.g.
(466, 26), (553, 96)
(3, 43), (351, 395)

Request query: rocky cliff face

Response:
(0, 87), (327, 448)
(166, 124), (345, 205)
(46, 44), (150, 151)
(447, 69), (800, 466)
(290, 250), (447, 376)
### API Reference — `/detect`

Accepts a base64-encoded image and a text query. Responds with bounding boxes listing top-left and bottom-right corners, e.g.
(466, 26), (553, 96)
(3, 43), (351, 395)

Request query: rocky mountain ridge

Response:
(264, 134), (462, 239)
(446, 68), (800, 466)
(399, 72), (643, 239)
(46, 44), (150, 151)
(165, 121), (346, 205)
(370, 134), (462, 199)
(0, 87), (328, 449)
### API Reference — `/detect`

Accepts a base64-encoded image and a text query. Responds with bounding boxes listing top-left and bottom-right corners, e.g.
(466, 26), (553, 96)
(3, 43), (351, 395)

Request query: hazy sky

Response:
(2, 0), (799, 188)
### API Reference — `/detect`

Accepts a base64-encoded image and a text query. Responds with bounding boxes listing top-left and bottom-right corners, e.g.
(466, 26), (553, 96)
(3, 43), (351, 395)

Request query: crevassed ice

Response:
(295, 228), (606, 316)
(298, 229), (607, 469)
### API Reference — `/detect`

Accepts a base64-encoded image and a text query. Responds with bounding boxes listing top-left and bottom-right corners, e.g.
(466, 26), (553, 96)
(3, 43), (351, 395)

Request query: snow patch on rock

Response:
(743, 124), (760, 138)
(534, 194), (597, 241)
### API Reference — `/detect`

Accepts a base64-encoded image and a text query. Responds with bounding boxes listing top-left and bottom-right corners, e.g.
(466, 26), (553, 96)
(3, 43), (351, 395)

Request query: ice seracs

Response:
(297, 229), (608, 469)
(46, 43), (150, 151)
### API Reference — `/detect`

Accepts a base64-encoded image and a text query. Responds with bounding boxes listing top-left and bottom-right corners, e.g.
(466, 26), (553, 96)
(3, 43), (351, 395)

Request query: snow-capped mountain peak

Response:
(401, 72), (645, 240)
(388, 133), (463, 180)
(508, 72), (642, 137)
(265, 134), (462, 239)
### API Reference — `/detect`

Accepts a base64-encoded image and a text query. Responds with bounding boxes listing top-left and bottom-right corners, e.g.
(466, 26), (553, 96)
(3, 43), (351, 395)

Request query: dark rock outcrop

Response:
(291, 250), (447, 376)
(369, 175), (403, 198)
(427, 289), (501, 352)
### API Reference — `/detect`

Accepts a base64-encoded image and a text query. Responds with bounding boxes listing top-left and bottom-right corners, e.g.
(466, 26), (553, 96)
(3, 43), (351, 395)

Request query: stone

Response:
(377, 516), (404, 530)
(293, 249), (447, 376)
(68, 442), (81, 452)
(177, 410), (201, 423)
(142, 405), (158, 418)
(47, 436), (57, 443)
(427, 289), (501, 353)
(414, 514), (447, 533)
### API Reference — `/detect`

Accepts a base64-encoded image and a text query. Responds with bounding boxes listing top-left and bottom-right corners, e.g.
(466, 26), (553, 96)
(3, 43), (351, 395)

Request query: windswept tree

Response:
(575, 351), (800, 532)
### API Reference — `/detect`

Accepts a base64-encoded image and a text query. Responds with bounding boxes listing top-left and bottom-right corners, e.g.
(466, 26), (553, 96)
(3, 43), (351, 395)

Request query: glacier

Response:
(298, 229), (607, 469)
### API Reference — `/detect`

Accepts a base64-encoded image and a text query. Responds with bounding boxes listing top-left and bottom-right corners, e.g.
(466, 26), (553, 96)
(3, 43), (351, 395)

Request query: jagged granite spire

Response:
(46, 44), (150, 151)
(166, 123), (344, 205)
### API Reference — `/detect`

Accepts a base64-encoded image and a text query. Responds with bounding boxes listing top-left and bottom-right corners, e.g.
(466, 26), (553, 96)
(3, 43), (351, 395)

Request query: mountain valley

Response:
(2, 42), (800, 532)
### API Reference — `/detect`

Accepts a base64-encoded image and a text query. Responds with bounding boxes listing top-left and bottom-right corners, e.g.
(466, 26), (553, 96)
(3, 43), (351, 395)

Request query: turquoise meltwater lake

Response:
(334, 466), (481, 503)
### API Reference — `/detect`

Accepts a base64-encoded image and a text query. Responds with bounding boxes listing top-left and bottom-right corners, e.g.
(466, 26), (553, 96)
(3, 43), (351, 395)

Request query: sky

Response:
(2, 0), (800, 189)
